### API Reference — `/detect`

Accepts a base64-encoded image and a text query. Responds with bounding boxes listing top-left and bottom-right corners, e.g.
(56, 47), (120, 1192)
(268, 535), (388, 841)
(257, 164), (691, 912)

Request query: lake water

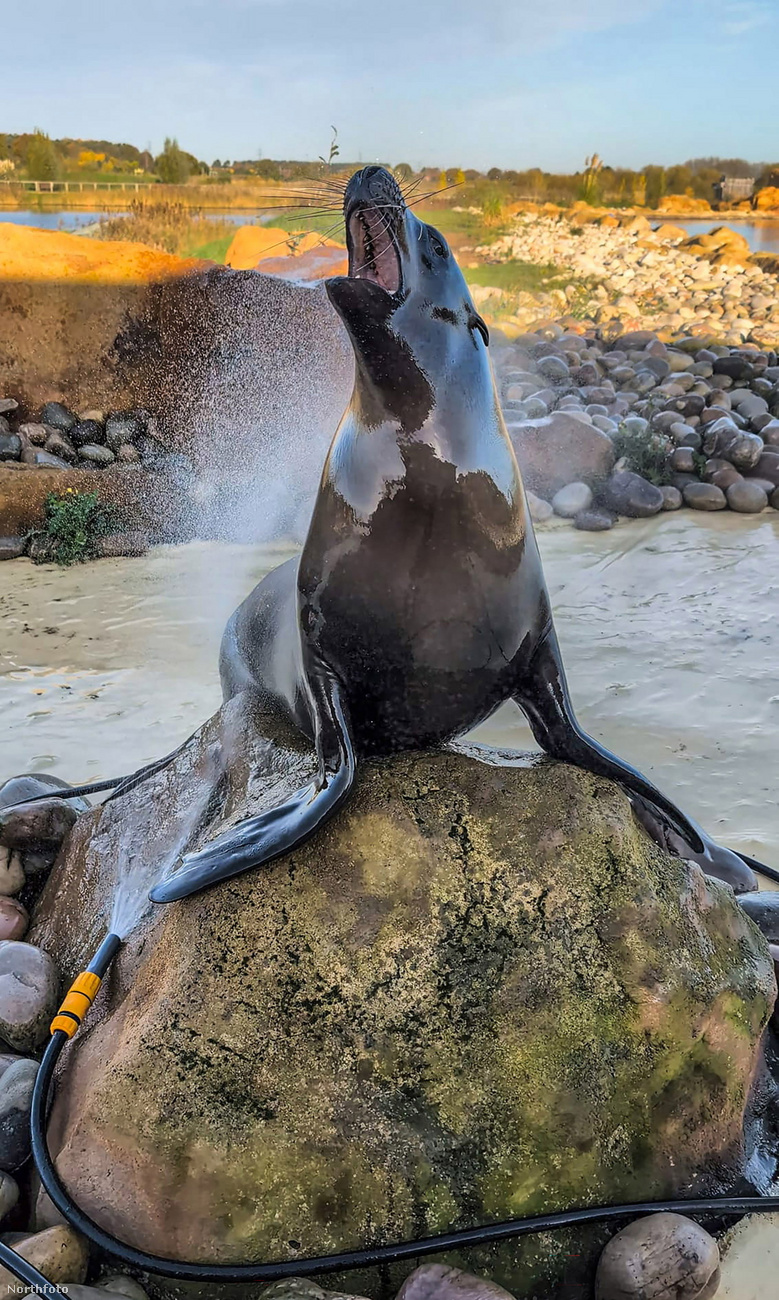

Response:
(0, 209), (272, 232)
(3, 210), (778, 253)
(2, 511), (778, 872)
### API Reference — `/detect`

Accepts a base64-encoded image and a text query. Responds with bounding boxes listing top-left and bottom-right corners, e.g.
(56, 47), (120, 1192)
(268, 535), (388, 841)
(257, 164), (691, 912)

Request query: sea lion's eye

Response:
(430, 234), (447, 257)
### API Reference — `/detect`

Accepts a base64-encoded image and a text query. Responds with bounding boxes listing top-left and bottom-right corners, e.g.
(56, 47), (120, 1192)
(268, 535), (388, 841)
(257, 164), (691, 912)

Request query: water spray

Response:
(1, 929), (779, 1297)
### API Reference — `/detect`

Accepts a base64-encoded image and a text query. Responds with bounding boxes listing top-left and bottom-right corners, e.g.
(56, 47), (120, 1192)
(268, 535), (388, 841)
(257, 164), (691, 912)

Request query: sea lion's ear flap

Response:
(469, 312), (489, 347)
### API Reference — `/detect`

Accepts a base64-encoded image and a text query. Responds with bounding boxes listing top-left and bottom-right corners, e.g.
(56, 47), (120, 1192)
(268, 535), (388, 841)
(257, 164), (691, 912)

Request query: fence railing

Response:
(0, 179), (156, 193)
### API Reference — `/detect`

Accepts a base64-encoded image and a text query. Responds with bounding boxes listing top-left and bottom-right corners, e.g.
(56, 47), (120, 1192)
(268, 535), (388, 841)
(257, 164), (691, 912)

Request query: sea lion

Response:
(145, 165), (758, 902)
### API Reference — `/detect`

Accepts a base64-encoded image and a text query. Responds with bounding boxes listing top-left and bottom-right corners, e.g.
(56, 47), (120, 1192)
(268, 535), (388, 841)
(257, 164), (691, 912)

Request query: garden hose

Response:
(1, 932), (778, 1294)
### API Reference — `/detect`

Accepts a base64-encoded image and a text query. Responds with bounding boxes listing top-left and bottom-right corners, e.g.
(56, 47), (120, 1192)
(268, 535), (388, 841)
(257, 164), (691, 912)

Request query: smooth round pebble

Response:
(525, 491), (553, 523)
(0, 942), (59, 1052)
(574, 509), (614, 532)
(0, 1226), (89, 1292)
(0, 1057), (39, 1170)
(683, 482), (727, 511)
(0, 899), (28, 942)
(727, 480), (768, 513)
(0, 1170), (18, 1222)
(737, 892), (779, 942)
(0, 850), (24, 898)
(595, 1213), (720, 1300)
(100, 1278), (151, 1300)
(552, 482), (593, 518)
(660, 485), (682, 511)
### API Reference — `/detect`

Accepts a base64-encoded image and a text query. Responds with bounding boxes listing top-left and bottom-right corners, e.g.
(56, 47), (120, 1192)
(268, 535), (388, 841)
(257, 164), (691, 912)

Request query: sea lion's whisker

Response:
(405, 180), (465, 209)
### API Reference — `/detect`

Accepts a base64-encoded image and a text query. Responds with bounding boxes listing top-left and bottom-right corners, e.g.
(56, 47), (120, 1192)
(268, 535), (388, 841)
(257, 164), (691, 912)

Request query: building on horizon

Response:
(712, 174), (755, 203)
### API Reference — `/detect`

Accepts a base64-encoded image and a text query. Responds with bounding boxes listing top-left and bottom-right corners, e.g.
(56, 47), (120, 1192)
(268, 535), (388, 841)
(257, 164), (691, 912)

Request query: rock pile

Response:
(0, 398), (195, 561)
(478, 215), (779, 345)
(492, 323), (779, 529)
(0, 775), (154, 1300)
(0, 400), (152, 472)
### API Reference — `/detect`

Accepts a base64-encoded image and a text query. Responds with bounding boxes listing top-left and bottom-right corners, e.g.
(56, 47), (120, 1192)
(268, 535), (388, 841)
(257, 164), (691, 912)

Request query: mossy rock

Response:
(31, 696), (775, 1298)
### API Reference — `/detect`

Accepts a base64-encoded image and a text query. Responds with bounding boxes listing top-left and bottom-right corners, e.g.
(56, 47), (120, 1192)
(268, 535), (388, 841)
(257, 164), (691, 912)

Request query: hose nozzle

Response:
(51, 933), (122, 1039)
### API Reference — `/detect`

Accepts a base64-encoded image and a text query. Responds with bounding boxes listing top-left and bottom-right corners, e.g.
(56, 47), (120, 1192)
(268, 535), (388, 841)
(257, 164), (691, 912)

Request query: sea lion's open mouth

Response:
(346, 202), (402, 295)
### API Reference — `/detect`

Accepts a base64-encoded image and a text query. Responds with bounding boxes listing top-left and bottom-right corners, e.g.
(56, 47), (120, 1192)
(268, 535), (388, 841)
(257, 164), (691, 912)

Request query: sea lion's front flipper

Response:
(515, 627), (758, 894)
(149, 664), (355, 904)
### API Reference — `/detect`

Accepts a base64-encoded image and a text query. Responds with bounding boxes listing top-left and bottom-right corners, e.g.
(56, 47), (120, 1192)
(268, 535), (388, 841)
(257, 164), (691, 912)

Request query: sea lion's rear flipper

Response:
(149, 664), (355, 904)
(515, 627), (758, 894)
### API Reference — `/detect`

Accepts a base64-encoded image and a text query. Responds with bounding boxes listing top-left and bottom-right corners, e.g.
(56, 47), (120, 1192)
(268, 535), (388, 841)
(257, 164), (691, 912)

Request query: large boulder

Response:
(506, 412), (615, 497)
(31, 696), (775, 1296)
(754, 187), (779, 212)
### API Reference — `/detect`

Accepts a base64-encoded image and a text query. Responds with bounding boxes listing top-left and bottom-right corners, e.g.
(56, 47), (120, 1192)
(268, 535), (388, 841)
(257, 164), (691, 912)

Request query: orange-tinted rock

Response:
(223, 224), (293, 270)
(680, 225), (752, 266)
(654, 223), (688, 242)
(754, 187), (779, 211)
(0, 222), (207, 285)
(656, 195), (712, 215)
(255, 244), (349, 281)
(225, 225), (346, 272)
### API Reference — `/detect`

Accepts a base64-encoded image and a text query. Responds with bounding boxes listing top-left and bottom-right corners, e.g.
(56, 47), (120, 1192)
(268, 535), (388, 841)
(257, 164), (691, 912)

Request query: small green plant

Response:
(579, 152), (603, 205)
(318, 126), (340, 170)
(481, 193), (505, 225)
(612, 423), (673, 486)
(30, 489), (116, 566)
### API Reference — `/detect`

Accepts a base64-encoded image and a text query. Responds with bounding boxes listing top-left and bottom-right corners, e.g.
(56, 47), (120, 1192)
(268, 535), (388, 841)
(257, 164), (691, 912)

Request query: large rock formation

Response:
(31, 696), (775, 1297)
(0, 224), (352, 541)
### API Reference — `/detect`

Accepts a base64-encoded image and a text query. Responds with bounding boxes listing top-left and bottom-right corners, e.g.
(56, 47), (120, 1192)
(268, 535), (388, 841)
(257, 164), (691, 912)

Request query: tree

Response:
(155, 138), (191, 185)
(25, 130), (61, 181)
(394, 162), (413, 182)
(255, 158), (281, 180)
(487, 167), (503, 181)
(643, 165), (666, 209)
(665, 164), (693, 196)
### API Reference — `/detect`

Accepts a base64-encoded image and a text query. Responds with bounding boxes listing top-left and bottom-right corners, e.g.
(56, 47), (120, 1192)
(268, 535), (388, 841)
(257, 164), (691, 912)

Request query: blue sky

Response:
(4, 0), (777, 170)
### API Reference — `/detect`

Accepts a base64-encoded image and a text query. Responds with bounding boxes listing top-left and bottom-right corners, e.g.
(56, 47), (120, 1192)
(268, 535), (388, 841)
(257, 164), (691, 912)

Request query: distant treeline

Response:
(1, 131), (776, 203)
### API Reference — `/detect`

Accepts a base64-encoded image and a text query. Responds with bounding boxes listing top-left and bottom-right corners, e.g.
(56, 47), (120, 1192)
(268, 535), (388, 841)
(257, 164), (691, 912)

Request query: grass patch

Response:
(465, 260), (567, 294)
(98, 198), (235, 257)
(29, 489), (117, 565)
(182, 233), (235, 262)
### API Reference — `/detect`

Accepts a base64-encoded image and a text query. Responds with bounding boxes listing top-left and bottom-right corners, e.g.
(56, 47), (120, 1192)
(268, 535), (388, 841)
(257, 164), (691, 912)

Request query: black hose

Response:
(0, 931), (773, 1295)
(27, 1019), (779, 1283)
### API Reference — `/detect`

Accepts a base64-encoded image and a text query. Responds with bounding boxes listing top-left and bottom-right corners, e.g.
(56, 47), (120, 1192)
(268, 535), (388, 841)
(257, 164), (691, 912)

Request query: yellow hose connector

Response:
(51, 971), (103, 1039)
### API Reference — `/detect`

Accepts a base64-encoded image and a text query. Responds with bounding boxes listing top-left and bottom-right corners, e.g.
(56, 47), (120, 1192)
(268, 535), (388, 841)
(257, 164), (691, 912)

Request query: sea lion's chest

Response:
(297, 418), (548, 746)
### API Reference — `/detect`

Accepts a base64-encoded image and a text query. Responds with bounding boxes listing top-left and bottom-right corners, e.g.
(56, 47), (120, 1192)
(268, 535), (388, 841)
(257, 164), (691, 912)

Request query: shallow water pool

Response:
(1, 512), (778, 868)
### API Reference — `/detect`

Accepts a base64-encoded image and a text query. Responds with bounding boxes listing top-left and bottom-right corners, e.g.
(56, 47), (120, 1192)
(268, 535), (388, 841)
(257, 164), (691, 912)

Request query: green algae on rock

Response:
(30, 696), (776, 1295)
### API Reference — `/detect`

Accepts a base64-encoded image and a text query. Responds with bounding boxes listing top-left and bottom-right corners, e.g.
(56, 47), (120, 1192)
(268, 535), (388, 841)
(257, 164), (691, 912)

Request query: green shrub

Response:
(30, 489), (116, 566)
(612, 423), (673, 486)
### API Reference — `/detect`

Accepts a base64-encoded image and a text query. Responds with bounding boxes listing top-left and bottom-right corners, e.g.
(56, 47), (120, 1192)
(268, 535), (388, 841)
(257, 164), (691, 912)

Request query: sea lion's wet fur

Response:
(146, 166), (757, 902)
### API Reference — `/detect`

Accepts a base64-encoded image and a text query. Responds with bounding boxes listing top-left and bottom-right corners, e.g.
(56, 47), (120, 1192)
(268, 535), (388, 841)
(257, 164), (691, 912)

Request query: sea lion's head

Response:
(326, 166), (490, 430)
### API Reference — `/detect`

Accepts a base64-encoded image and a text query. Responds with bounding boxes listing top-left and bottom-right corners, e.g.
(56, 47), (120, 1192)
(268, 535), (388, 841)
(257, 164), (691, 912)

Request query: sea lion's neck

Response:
(324, 346), (519, 521)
